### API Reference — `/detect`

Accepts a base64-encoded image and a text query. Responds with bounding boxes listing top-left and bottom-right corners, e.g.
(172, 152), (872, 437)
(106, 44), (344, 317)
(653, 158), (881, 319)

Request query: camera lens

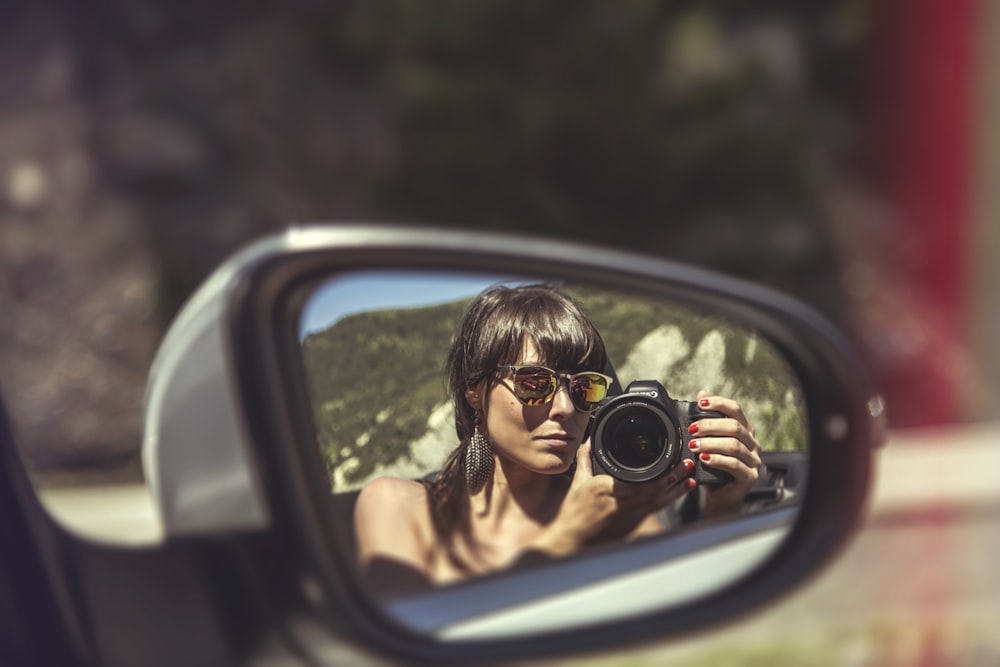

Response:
(604, 406), (668, 471)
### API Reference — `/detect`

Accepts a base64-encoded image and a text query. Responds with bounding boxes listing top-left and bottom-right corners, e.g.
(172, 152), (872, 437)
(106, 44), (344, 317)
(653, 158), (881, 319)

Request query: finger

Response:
(697, 451), (760, 486)
(696, 393), (750, 429)
(662, 458), (695, 488)
(610, 477), (650, 498)
(574, 440), (595, 480)
(691, 435), (761, 468)
(660, 477), (698, 506)
(609, 477), (695, 518)
(611, 459), (693, 500)
(644, 474), (697, 511)
(690, 418), (760, 454)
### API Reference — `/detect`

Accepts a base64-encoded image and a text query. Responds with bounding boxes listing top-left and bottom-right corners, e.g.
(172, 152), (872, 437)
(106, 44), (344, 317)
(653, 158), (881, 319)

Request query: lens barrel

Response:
(590, 392), (680, 483)
(604, 406), (668, 471)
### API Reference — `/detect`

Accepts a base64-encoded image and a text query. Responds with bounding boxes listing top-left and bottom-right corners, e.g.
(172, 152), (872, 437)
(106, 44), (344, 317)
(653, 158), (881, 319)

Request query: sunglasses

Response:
(498, 365), (613, 413)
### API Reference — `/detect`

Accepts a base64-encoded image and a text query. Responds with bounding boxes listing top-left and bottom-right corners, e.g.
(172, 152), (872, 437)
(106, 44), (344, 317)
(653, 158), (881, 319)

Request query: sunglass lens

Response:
(570, 374), (609, 412)
(512, 368), (557, 405)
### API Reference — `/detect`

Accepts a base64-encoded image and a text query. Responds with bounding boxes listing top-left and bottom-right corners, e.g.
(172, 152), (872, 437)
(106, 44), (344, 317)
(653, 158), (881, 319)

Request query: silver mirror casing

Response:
(140, 224), (881, 662)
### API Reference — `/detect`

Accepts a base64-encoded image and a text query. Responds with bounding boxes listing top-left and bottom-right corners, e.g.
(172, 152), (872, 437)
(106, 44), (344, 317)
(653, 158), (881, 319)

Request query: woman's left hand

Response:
(689, 390), (762, 518)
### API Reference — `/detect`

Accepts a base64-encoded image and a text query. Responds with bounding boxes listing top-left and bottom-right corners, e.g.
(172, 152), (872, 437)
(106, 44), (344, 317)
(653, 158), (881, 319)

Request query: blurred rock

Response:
(5, 161), (50, 210)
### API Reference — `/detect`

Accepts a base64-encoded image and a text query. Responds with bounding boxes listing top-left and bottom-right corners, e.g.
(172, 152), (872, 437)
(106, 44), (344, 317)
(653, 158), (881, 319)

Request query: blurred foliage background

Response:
(0, 0), (935, 479)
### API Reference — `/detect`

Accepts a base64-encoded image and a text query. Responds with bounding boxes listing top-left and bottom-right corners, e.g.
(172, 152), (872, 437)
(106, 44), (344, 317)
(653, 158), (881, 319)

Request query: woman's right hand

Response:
(531, 441), (695, 556)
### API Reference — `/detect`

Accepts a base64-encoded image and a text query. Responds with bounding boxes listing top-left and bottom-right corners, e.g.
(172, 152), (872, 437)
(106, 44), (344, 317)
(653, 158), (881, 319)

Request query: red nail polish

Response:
(688, 439), (699, 451)
(688, 423), (699, 435)
(682, 459), (694, 471)
(699, 398), (711, 407)
(700, 452), (711, 461)
(685, 478), (697, 490)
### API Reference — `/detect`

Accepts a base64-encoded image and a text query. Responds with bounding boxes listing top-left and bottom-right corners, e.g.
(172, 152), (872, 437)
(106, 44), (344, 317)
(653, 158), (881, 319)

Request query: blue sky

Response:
(299, 269), (530, 337)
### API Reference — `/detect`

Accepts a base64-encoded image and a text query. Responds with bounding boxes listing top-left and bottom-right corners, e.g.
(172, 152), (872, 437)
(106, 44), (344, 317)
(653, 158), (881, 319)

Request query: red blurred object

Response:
(865, 0), (977, 426)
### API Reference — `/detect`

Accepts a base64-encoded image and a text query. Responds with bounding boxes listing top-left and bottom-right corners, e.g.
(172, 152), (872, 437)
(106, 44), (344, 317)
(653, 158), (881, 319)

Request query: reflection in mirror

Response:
(299, 270), (807, 636)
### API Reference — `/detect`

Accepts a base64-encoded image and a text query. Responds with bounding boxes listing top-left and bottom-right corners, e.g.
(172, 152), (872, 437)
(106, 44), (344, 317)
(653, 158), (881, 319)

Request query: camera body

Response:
(590, 380), (732, 485)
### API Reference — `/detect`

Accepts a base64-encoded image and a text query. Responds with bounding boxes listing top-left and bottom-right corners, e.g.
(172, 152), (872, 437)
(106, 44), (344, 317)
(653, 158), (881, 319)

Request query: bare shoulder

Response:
(353, 477), (438, 592)
(355, 476), (428, 518)
(354, 476), (432, 562)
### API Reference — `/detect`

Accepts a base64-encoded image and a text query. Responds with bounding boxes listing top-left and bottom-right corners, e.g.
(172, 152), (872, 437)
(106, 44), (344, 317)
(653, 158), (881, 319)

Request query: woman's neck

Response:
(470, 456), (566, 528)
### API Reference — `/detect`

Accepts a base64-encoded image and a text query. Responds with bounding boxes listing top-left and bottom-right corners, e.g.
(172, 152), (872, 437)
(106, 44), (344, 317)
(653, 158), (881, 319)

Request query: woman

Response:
(354, 284), (761, 596)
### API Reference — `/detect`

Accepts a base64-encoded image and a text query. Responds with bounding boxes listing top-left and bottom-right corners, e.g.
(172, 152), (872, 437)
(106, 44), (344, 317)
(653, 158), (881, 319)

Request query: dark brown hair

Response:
(425, 284), (608, 566)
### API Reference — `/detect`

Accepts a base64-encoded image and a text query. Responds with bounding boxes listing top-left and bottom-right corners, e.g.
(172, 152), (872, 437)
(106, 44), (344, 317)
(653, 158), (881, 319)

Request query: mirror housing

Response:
(140, 224), (884, 661)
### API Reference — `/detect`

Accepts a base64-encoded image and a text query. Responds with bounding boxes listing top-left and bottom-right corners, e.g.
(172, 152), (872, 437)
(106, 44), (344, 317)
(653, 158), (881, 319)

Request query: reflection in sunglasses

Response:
(500, 365), (611, 412)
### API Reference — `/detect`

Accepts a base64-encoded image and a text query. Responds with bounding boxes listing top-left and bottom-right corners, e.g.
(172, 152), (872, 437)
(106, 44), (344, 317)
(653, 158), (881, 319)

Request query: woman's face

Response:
(480, 339), (592, 476)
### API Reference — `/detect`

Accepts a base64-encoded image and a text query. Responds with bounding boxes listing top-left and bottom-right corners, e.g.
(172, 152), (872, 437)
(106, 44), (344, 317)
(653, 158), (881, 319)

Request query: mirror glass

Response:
(299, 269), (808, 637)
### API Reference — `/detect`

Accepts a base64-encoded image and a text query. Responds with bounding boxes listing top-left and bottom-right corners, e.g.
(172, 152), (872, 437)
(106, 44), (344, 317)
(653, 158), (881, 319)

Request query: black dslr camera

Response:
(590, 380), (732, 485)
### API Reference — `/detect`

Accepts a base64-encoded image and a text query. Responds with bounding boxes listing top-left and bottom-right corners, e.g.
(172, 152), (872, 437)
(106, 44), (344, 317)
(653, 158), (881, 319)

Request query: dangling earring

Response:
(465, 416), (493, 493)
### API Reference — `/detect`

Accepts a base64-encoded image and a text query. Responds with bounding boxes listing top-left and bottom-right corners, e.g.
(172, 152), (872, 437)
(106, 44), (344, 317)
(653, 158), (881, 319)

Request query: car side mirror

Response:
(141, 225), (883, 662)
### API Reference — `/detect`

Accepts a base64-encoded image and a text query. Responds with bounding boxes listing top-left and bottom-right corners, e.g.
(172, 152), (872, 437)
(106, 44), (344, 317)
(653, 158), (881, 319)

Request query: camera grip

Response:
(695, 461), (733, 486)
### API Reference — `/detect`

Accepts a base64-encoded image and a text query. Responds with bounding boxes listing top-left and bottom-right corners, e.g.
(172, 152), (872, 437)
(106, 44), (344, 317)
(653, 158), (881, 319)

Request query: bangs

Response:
(523, 316), (603, 372)
(485, 289), (606, 372)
